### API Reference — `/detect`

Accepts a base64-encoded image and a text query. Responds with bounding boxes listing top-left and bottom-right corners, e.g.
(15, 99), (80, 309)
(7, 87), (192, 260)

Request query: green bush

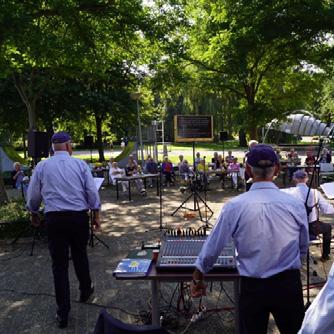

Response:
(0, 199), (30, 239)
(0, 199), (28, 222)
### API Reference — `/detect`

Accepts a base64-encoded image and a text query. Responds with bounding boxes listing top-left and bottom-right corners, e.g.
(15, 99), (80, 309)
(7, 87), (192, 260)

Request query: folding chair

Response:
(93, 309), (170, 334)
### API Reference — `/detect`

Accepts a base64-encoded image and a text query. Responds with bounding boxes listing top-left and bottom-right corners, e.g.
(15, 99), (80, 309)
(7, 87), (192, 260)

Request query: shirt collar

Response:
(54, 151), (70, 156)
(250, 181), (279, 191)
(296, 183), (308, 188)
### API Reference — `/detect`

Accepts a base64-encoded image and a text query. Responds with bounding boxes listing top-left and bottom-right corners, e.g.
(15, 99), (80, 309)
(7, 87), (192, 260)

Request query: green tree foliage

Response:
(184, 0), (334, 140)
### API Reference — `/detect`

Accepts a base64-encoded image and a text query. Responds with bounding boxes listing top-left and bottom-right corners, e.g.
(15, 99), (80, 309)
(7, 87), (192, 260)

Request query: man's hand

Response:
(92, 211), (101, 231)
(30, 214), (41, 228)
(191, 268), (206, 298)
(191, 280), (206, 298)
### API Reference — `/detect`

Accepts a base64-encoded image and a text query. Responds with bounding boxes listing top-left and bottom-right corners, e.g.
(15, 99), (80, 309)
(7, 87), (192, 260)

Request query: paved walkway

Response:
(0, 179), (333, 334)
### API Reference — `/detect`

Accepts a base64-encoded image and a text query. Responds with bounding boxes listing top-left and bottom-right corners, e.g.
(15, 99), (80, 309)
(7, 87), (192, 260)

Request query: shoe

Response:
(56, 314), (68, 329)
(80, 284), (94, 303)
(320, 255), (330, 262)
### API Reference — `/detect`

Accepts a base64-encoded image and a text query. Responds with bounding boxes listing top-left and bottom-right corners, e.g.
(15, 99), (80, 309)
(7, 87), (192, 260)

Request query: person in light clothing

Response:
(282, 170), (334, 261)
(191, 144), (308, 334)
(26, 131), (100, 329)
(299, 262), (334, 334)
(227, 157), (240, 189)
(109, 161), (128, 192)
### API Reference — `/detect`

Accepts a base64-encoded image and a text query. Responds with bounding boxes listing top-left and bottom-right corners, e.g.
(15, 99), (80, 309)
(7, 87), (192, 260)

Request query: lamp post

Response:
(130, 92), (144, 166)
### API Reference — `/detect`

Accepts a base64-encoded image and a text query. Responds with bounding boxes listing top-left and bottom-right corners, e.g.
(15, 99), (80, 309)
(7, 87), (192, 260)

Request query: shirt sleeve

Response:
(296, 202), (309, 258)
(83, 163), (101, 210)
(195, 203), (236, 274)
(317, 190), (334, 215)
(26, 165), (43, 213)
(299, 263), (334, 334)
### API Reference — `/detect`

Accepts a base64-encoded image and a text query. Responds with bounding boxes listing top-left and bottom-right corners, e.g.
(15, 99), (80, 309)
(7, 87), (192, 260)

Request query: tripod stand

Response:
(11, 221), (44, 256)
(145, 168), (169, 232)
(305, 138), (324, 309)
(89, 211), (109, 249)
(171, 176), (213, 224)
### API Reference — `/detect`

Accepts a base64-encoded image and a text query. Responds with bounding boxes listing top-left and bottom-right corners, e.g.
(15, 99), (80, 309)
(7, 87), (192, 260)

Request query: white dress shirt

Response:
(282, 183), (334, 222)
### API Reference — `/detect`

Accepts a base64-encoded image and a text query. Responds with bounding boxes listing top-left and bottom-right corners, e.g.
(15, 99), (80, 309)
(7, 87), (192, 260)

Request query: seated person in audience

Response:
(126, 155), (146, 194)
(162, 156), (174, 186)
(225, 151), (234, 164)
(217, 154), (225, 169)
(12, 162), (25, 189)
(320, 147), (332, 163)
(275, 148), (283, 160)
(197, 158), (209, 188)
(179, 160), (193, 183)
(195, 152), (201, 167)
(216, 154), (227, 184)
(178, 154), (184, 168)
(211, 152), (220, 170)
(144, 155), (158, 174)
(305, 151), (316, 173)
(144, 155), (158, 187)
(227, 157), (240, 189)
(109, 162), (128, 192)
(286, 148), (301, 181)
(197, 158), (209, 173)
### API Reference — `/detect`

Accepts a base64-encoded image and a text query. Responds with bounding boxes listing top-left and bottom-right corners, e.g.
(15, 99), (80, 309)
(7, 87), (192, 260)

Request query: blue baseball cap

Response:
(247, 144), (279, 168)
(293, 170), (308, 179)
(51, 131), (71, 144)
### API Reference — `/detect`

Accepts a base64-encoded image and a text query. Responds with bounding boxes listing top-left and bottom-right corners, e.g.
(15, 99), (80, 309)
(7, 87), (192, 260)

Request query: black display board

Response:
(174, 115), (213, 142)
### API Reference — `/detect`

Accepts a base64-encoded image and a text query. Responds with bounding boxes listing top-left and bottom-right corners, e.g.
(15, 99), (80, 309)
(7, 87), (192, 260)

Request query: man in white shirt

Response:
(283, 170), (334, 261)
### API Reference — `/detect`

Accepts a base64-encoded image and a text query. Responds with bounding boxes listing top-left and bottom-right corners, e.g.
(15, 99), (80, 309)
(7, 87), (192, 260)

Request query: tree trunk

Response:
(0, 176), (8, 204)
(27, 102), (37, 131)
(238, 129), (247, 147)
(249, 127), (258, 140)
(0, 149), (8, 203)
(23, 132), (27, 159)
(95, 114), (105, 162)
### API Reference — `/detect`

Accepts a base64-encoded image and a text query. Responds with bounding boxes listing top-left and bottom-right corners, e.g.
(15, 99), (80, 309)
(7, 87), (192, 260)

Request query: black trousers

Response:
(239, 270), (304, 334)
(309, 220), (332, 257)
(46, 211), (92, 318)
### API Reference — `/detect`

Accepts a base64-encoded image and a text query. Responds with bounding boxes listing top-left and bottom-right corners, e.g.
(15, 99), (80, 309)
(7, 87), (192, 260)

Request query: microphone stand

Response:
(304, 138), (323, 309)
(89, 210), (109, 249)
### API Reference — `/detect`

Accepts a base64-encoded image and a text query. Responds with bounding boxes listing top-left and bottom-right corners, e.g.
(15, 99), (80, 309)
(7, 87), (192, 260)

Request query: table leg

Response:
(151, 280), (160, 326)
(116, 180), (119, 200)
(128, 181), (131, 201)
(234, 278), (240, 334)
(156, 176), (159, 196)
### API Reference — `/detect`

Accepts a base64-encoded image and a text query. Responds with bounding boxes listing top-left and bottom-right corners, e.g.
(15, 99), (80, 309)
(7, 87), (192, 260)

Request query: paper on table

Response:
(320, 182), (334, 199)
(94, 177), (104, 191)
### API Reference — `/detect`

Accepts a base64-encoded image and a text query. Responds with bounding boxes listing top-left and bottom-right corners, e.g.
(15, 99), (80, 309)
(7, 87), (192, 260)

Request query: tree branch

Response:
(31, 2), (116, 19)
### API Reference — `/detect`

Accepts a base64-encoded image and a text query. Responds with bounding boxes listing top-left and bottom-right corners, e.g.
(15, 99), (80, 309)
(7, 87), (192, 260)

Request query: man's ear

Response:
(246, 164), (253, 177)
(274, 164), (280, 176)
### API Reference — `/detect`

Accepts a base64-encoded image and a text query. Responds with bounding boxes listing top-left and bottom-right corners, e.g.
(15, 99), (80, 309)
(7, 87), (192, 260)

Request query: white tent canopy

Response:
(265, 113), (334, 138)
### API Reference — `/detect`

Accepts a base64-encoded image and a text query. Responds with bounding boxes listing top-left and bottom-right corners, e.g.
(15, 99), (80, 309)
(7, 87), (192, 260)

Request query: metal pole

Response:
(137, 99), (144, 166)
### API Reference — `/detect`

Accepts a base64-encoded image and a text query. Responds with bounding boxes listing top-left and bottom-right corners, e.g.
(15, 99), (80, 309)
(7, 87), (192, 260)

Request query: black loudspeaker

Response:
(28, 131), (49, 158)
(84, 135), (94, 147)
(220, 131), (228, 141)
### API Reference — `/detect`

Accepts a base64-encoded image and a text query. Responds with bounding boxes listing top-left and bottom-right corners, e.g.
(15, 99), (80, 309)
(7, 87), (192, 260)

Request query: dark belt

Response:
(241, 269), (300, 282)
(45, 210), (88, 217)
